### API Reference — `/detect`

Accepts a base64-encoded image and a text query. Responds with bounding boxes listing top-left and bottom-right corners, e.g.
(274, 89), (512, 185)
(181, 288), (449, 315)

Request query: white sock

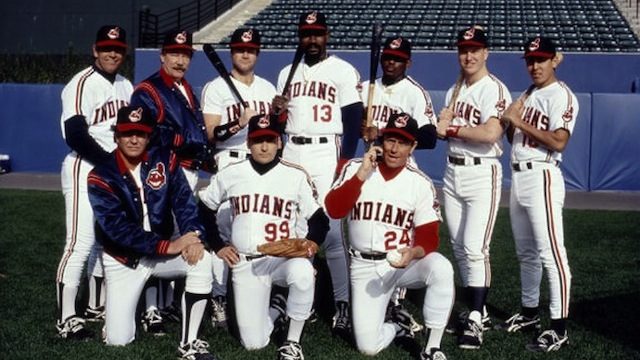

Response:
(287, 319), (305, 342)
(425, 327), (445, 351)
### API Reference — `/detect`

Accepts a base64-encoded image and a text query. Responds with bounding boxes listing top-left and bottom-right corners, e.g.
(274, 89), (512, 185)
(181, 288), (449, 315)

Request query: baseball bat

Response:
(365, 23), (384, 128)
(202, 44), (248, 109)
(281, 45), (305, 97)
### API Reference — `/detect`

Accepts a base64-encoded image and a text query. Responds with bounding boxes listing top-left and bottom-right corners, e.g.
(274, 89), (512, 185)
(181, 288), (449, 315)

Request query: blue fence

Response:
(1, 50), (639, 191)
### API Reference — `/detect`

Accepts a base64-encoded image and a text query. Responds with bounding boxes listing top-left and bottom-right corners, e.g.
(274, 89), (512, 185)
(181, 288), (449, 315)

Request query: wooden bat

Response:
(202, 44), (248, 109)
(281, 45), (305, 97)
(365, 22), (384, 128)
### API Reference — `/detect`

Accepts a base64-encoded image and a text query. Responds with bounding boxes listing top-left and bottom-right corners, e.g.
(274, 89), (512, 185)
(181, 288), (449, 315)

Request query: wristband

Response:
(445, 126), (461, 138)
(214, 120), (242, 141)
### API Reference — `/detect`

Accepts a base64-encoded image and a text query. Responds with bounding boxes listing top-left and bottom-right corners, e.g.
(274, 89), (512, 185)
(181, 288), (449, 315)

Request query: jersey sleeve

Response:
(201, 78), (224, 115)
(410, 83), (437, 126)
(336, 62), (362, 107)
(276, 65), (291, 94)
(198, 171), (227, 212)
(479, 80), (512, 124)
(296, 169), (322, 220)
(412, 177), (442, 227)
(60, 75), (95, 136)
(549, 84), (579, 135)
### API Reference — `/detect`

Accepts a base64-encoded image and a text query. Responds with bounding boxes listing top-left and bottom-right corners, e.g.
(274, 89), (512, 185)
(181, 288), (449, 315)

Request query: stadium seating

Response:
(228, 0), (640, 52)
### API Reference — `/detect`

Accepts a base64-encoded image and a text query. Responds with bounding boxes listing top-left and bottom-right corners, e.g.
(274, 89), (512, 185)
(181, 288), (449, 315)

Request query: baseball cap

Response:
(298, 11), (328, 34)
(524, 36), (556, 59)
(247, 114), (280, 139)
(457, 26), (488, 48)
(382, 36), (411, 60)
(382, 113), (418, 142)
(230, 28), (261, 49)
(95, 25), (127, 49)
(162, 29), (194, 53)
(115, 106), (155, 134)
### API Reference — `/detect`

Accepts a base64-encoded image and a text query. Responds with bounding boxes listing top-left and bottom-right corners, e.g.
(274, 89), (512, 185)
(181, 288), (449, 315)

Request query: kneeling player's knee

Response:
(286, 260), (314, 291)
(426, 253), (454, 285)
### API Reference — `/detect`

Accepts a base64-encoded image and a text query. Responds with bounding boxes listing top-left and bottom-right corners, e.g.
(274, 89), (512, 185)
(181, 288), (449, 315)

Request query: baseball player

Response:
(500, 36), (577, 353)
(360, 36), (437, 151)
(201, 27), (275, 329)
(55, 25), (133, 340)
(360, 35), (438, 333)
(87, 106), (218, 360)
(272, 10), (364, 334)
(130, 29), (213, 332)
(198, 114), (329, 360)
(436, 26), (511, 350)
(325, 113), (454, 360)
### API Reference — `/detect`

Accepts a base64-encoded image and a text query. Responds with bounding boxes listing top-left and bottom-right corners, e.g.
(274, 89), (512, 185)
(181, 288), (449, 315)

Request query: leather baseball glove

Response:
(257, 238), (319, 258)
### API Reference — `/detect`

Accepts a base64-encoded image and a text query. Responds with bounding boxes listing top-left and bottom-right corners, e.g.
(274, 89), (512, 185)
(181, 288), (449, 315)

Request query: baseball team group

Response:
(54, 9), (578, 360)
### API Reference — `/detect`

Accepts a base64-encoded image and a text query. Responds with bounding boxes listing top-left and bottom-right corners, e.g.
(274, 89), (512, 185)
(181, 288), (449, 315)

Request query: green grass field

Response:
(1, 189), (639, 359)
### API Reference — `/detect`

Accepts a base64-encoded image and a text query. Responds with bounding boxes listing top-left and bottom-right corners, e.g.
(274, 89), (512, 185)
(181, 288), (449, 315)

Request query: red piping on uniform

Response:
(74, 69), (94, 115)
(543, 170), (570, 318)
(56, 156), (82, 282)
(481, 164), (499, 287)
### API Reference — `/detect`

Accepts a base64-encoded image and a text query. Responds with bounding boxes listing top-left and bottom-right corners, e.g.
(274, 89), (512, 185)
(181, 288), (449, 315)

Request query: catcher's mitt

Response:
(257, 239), (319, 258)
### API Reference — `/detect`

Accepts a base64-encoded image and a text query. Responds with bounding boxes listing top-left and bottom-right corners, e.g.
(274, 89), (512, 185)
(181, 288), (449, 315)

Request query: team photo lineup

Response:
(55, 9), (580, 360)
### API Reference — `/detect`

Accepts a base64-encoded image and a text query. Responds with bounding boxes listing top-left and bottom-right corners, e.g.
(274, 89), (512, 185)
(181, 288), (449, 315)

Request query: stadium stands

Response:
(230, 0), (640, 51)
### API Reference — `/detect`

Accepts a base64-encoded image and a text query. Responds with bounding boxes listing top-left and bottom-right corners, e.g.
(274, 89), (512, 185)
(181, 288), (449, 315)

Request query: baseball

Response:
(386, 249), (402, 266)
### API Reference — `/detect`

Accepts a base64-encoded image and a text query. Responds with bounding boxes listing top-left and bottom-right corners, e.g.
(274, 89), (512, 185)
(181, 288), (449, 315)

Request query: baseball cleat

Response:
(526, 329), (569, 352)
(420, 348), (448, 360)
(332, 301), (351, 335)
(178, 339), (219, 360)
(446, 309), (492, 334)
(161, 302), (182, 323)
(210, 295), (228, 329)
(142, 308), (167, 336)
(277, 340), (304, 360)
(56, 315), (94, 341)
(392, 306), (415, 339)
(458, 318), (483, 349)
(498, 312), (541, 333)
(84, 305), (105, 322)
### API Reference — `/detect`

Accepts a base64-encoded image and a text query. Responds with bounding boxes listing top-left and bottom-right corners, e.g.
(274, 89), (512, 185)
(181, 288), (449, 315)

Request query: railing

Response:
(139, 0), (239, 47)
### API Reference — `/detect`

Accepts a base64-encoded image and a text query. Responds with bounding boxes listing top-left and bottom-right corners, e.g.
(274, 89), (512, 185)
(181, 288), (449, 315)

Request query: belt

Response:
(290, 136), (329, 145)
(512, 160), (559, 172)
(448, 156), (482, 166)
(228, 150), (250, 159)
(240, 253), (266, 261)
(349, 248), (387, 261)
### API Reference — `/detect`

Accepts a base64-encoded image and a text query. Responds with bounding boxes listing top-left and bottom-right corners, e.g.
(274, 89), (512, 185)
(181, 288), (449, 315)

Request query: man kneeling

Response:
(199, 114), (329, 360)
(88, 106), (217, 360)
(325, 113), (454, 360)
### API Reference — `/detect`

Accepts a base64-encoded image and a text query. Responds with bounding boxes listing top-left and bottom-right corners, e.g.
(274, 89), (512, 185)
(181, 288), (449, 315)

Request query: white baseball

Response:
(386, 249), (402, 265)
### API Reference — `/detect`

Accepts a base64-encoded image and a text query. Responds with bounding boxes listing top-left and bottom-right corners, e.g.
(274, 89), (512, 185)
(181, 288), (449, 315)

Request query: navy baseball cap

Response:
(298, 11), (328, 33)
(382, 113), (418, 142)
(382, 36), (411, 60)
(457, 26), (488, 48)
(115, 106), (155, 134)
(524, 37), (556, 59)
(247, 114), (280, 139)
(162, 30), (194, 53)
(95, 25), (127, 49)
(230, 28), (261, 49)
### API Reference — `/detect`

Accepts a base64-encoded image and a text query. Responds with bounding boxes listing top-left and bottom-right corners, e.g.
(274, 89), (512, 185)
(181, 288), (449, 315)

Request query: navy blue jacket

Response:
(130, 68), (213, 170)
(88, 147), (204, 268)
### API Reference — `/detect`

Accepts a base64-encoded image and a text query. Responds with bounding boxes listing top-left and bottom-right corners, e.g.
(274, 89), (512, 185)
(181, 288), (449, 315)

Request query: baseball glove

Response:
(257, 239), (319, 258)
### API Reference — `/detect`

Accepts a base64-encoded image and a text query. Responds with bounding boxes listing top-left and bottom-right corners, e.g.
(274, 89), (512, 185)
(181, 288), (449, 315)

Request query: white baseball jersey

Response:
(60, 66), (133, 152)
(445, 74), (511, 158)
(201, 75), (276, 151)
(511, 81), (579, 164)
(333, 160), (441, 254)
(360, 76), (436, 129)
(277, 55), (361, 135)
(199, 159), (321, 254)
